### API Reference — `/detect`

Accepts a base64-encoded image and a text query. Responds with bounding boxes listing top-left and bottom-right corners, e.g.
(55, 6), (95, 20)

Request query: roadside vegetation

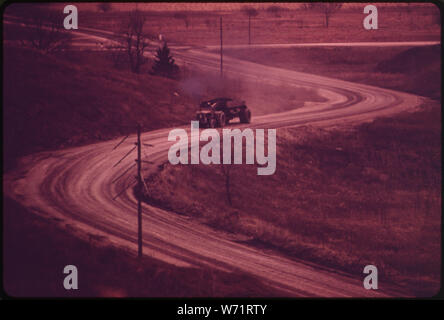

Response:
(78, 4), (440, 45)
(3, 41), (325, 171)
(144, 102), (441, 296)
(223, 45), (441, 100)
(4, 197), (278, 297)
(142, 27), (441, 296)
(4, 3), (440, 297)
(2, 44), (193, 171)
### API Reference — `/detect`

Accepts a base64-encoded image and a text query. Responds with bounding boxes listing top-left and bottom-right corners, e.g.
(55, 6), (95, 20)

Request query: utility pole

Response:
(248, 15), (251, 45)
(111, 124), (152, 260)
(136, 123), (142, 259)
(220, 16), (223, 78)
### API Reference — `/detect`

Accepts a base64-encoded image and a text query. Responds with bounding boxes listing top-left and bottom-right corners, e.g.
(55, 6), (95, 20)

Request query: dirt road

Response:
(4, 24), (425, 297)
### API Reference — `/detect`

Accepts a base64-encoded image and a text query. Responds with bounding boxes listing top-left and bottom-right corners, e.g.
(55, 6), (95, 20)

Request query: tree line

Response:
(107, 9), (179, 78)
(16, 5), (179, 79)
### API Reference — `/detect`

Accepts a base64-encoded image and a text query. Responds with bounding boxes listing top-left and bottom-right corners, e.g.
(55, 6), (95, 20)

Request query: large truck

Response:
(195, 98), (252, 128)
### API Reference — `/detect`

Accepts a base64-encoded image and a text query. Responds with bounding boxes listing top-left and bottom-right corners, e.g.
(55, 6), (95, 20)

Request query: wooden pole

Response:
(220, 16), (223, 78)
(137, 123), (142, 259)
(248, 15), (251, 45)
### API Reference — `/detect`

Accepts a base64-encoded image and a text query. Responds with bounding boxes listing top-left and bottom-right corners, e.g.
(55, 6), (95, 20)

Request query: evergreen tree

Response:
(151, 42), (179, 79)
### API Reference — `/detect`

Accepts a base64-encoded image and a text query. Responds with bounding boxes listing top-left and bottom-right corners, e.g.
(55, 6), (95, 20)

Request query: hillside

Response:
(4, 196), (280, 297)
(223, 45), (441, 101)
(144, 102), (441, 296)
(375, 45), (441, 99)
(3, 45), (196, 170)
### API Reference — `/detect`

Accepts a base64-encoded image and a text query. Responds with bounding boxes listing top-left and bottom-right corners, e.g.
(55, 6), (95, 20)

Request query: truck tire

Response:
(239, 109), (251, 124)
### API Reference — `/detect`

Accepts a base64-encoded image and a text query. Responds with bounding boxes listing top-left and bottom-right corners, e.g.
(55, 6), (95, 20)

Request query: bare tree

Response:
(105, 41), (127, 68)
(97, 3), (112, 13)
(121, 10), (150, 74)
(241, 6), (259, 45)
(21, 7), (72, 53)
(303, 3), (343, 28)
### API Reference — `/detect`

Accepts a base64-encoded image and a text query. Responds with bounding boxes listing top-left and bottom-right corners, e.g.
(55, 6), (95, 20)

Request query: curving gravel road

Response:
(4, 27), (425, 297)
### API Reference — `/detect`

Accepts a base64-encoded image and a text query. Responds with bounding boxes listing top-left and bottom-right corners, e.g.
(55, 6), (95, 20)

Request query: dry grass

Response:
(144, 102), (441, 297)
(3, 197), (280, 297)
(76, 4), (440, 45)
(223, 45), (441, 100)
(3, 45), (198, 170)
(3, 42), (327, 172)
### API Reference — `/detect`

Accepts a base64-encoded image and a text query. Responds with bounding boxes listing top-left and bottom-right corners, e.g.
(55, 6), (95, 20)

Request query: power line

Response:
(110, 124), (154, 260)
(111, 163), (136, 184)
(113, 145), (136, 168)
(112, 181), (136, 201)
(112, 134), (129, 151)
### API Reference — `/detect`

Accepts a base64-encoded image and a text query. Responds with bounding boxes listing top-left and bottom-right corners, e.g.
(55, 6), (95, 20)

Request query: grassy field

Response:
(3, 3), (441, 297)
(144, 102), (441, 296)
(73, 4), (440, 45)
(2, 27), (324, 297)
(222, 45), (441, 100)
(142, 41), (441, 297)
(3, 197), (279, 297)
(3, 38), (326, 171)
(3, 44), (193, 170)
